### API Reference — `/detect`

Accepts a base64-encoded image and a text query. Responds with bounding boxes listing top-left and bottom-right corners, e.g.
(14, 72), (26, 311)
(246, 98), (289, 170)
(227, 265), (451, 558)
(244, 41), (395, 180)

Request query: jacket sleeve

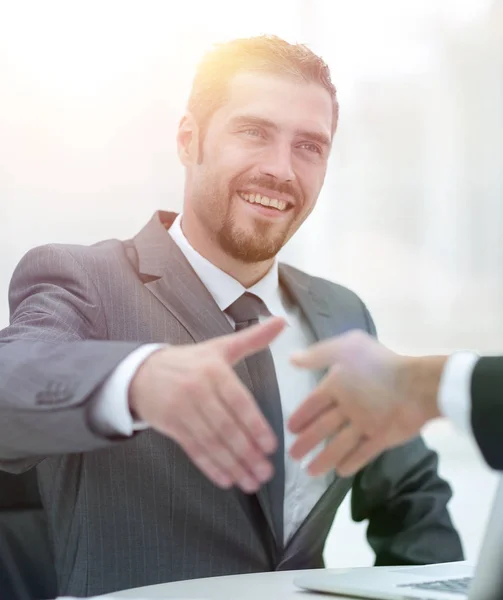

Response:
(0, 244), (142, 473)
(471, 356), (503, 470)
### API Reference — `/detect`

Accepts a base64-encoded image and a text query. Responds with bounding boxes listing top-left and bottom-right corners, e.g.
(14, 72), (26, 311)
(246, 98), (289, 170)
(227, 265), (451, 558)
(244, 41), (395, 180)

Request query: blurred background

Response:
(0, 0), (501, 568)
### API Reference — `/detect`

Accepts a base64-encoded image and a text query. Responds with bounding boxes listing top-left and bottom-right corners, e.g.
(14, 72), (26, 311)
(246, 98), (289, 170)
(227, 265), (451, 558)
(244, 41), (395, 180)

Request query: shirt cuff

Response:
(437, 352), (479, 435)
(89, 344), (164, 437)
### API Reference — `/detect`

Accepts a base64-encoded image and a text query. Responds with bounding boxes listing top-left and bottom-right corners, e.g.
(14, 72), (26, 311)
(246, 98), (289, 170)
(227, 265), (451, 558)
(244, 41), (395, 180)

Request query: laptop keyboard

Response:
(399, 577), (472, 595)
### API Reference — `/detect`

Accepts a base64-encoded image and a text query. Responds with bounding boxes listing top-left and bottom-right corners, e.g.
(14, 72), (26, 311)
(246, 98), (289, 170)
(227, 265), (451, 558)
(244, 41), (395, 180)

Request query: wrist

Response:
(128, 349), (160, 418)
(398, 355), (447, 423)
(128, 368), (144, 419)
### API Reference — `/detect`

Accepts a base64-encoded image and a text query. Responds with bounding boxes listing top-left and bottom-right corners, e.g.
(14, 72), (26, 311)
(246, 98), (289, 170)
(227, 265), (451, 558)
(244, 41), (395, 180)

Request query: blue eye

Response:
(300, 142), (322, 154)
(243, 128), (262, 137)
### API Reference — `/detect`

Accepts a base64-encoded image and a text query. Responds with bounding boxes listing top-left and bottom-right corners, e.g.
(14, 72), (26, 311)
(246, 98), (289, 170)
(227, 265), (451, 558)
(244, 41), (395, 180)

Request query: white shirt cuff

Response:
(89, 344), (164, 437)
(438, 352), (479, 435)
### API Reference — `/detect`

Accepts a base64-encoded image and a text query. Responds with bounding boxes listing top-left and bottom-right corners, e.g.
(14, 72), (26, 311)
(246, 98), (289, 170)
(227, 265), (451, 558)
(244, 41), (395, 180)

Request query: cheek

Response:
(195, 160), (228, 192)
(297, 166), (326, 208)
(229, 156), (258, 183)
(208, 135), (251, 165)
(210, 157), (248, 192)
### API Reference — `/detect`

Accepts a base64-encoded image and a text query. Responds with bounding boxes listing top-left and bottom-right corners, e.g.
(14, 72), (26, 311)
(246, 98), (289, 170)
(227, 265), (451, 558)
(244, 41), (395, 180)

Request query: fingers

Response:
(336, 436), (387, 477)
(216, 317), (286, 365)
(291, 330), (376, 371)
(288, 371), (341, 434)
(290, 337), (342, 370)
(204, 362), (278, 491)
(307, 424), (362, 477)
(168, 418), (233, 489)
(198, 393), (274, 493)
(171, 362), (277, 493)
(217, 366), (277, 455)
(172, 399), (270, 494)
(289, 405), (347, 461)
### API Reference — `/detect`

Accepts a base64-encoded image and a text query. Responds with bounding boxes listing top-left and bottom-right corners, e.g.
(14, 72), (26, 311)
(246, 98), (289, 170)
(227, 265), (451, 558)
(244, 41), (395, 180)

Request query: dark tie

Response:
(225, 292), (285, 547)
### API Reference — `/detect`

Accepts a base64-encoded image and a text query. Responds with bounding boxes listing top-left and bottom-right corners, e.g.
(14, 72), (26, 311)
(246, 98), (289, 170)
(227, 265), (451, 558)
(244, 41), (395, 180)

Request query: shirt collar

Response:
(168, 214), (289, 322)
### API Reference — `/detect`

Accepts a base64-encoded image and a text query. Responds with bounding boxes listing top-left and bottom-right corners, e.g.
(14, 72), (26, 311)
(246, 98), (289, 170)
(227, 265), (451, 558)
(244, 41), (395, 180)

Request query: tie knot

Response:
(225, 293), (265, 328)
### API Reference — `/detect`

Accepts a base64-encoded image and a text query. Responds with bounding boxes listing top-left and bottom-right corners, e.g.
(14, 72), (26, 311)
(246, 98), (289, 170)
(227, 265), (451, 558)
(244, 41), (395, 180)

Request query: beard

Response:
(206, 174), (302, 263)
(216, 209), (288, 262)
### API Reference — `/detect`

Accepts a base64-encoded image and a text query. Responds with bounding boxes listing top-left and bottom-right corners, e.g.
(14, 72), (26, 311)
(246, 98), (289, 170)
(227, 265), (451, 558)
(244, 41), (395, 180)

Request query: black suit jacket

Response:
(471, 356), (503, 470)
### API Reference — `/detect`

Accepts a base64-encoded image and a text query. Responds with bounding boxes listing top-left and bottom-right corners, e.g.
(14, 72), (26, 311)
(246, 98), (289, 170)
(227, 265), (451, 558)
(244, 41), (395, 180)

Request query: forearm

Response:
(0, 339), (141, 463)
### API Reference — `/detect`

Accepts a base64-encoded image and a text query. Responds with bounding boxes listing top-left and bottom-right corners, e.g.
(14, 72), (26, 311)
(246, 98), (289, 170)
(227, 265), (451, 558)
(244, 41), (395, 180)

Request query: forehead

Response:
(211, 71), (334, 139)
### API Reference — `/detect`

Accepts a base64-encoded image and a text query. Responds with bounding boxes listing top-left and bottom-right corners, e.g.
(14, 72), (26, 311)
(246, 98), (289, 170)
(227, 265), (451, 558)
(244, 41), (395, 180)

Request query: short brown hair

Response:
(187, 35), (339, 149)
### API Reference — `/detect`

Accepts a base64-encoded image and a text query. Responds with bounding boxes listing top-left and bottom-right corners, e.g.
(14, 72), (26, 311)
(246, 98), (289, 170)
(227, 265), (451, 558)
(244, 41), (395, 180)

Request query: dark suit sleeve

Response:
(351, 303), (464, 565)
(471, 356), (503, 470)
(0, 244), (142, 472)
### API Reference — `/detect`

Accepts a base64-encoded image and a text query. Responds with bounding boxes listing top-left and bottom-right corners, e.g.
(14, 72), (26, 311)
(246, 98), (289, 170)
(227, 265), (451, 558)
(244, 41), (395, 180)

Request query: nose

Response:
(258, 143), (295, 183)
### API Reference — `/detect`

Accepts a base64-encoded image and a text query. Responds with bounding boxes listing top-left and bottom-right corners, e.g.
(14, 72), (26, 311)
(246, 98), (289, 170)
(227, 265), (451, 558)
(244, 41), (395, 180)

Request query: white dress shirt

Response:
(438, 352), (479, 435)
(90, 214), (331, 544)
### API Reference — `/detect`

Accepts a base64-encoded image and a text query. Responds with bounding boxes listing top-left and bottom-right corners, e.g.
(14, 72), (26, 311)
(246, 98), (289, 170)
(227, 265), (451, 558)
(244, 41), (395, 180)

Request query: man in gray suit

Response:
(0, 35), (462, 597)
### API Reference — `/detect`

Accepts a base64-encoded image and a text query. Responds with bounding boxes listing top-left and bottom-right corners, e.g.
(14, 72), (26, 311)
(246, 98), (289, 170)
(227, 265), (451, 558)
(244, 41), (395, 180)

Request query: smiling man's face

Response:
(178, 71), (334, 263)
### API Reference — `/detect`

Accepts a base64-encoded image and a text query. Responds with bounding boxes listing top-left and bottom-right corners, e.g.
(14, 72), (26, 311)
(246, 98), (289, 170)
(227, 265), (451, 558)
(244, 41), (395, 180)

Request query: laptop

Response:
(295, 477), (503, 600)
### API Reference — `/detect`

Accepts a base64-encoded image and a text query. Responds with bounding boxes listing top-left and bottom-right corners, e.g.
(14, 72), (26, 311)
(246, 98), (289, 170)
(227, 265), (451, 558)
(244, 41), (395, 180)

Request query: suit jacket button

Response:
(35, 381), (75, 405)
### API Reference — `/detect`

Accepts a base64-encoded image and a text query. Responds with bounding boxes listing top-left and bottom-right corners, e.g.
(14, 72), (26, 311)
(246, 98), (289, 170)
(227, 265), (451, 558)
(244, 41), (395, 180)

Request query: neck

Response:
(180, 212), (274, 288)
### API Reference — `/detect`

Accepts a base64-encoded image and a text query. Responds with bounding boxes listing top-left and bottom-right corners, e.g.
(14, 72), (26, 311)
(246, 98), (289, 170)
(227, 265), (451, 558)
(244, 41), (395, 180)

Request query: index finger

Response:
(215, 317), (286, 365)
(290, 337), (343, 370)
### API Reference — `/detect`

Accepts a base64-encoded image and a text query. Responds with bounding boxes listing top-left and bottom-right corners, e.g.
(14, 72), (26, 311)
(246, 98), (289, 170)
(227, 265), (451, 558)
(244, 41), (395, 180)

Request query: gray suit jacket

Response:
(0, 211), (463, 597)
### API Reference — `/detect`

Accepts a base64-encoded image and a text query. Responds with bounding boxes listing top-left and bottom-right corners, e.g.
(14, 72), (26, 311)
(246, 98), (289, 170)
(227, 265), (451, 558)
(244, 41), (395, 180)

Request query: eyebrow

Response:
(230, 115), (332, 148)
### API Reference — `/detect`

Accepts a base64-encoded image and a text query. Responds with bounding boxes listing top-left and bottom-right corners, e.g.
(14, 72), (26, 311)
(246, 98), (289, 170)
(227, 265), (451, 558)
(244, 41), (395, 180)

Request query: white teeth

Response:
(240, 192), (288, 211)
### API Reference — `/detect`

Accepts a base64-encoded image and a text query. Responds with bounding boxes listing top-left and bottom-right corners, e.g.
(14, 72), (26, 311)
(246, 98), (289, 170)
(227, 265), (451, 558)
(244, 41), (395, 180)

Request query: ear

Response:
(177, 112), (200, 167)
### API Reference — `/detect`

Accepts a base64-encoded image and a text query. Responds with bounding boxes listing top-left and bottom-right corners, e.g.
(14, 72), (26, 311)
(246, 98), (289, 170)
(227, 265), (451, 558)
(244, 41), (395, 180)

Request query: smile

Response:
(238, 192), (291, 212)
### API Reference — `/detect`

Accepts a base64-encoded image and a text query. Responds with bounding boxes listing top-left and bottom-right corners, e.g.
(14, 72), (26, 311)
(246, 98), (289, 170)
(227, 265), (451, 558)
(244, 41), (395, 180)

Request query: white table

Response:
(105, 569), (353, 599)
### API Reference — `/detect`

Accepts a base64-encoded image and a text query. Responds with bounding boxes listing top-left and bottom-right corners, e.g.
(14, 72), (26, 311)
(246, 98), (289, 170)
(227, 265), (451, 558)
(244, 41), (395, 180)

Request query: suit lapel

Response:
(277, 476), (355, 569)
(279, 264), (334, 343)
(134, 212), (233, 343)
(133, 211), (278, 547)
(278, 264), (357, 558)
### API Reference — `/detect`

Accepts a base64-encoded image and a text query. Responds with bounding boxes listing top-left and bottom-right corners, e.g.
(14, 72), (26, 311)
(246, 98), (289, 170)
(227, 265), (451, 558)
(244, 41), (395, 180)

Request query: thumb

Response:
(217, 317), (286, 365)
(290, 338), (343, 370)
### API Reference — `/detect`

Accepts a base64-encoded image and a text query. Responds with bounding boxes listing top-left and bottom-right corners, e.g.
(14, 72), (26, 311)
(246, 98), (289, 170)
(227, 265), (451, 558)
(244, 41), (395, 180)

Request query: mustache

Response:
(235, 176), (301, 203)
